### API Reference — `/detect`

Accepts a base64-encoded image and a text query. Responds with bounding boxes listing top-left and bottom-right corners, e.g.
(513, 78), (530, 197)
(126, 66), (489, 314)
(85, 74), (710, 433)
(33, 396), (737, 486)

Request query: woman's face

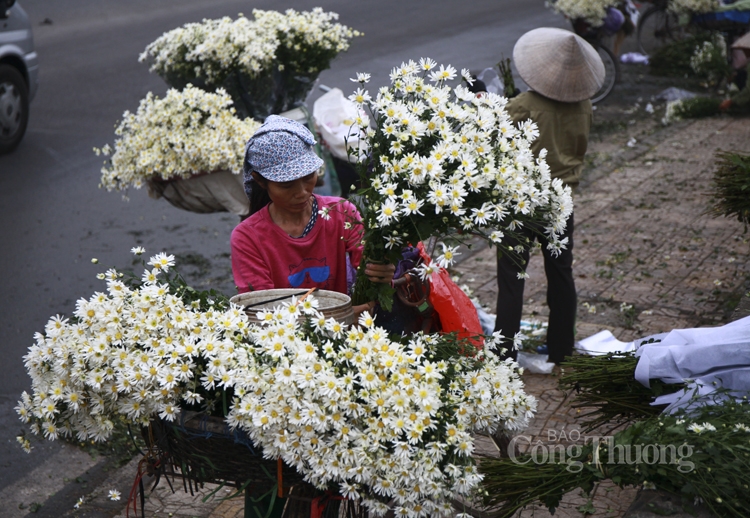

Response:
(264, 171), (318, 214)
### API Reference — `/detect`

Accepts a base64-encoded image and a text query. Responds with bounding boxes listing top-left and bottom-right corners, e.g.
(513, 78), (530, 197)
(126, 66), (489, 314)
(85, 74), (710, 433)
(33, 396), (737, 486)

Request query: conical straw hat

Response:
(732, 31), (750, 51)
(513, 28), (605, 103)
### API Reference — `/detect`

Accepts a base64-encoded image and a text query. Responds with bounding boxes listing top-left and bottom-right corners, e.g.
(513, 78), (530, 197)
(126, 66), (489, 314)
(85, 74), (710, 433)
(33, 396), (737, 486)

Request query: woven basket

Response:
(143, 412), (371, 517)
(230, 289), (354, 326)
(144, 411), (307, 496)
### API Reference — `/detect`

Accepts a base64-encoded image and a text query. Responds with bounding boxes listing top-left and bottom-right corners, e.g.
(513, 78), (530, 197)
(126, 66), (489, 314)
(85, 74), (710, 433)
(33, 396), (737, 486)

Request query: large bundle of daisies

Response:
(341, 59), (573, 307)
(669, 0), (720, 14)
(547, 0), (620, 27)
(139, 9), (360, 118)
(139, 15), (277, 87)
(95, 85), (260, 192)
(17, 250), (535, 517)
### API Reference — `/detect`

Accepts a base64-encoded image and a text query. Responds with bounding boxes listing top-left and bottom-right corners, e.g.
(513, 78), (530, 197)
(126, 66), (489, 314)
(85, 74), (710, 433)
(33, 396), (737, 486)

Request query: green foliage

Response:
(558, 351), (676, 431)
(673, 96), (722, 118)
(706, 151), (750, 229)
(497, 57), (519, 98)
(649, 31), (717, 78)
(480, 398), (750, 518)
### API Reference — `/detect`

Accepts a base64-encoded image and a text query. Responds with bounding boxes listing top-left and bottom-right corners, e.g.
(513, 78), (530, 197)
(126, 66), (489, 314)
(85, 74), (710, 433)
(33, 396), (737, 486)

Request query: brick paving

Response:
(110, 115), (750, 518)
(461, 117), (750, 347)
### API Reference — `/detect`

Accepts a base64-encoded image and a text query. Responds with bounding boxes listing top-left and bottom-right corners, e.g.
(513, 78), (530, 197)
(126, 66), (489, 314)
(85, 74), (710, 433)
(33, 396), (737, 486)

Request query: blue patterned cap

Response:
(244, 115), (324, 183)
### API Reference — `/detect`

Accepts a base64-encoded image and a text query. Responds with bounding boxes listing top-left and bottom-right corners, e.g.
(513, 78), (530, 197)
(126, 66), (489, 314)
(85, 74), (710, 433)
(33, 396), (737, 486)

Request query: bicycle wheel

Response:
(637, 5), (682, 55)
(591, 44), (619, 103)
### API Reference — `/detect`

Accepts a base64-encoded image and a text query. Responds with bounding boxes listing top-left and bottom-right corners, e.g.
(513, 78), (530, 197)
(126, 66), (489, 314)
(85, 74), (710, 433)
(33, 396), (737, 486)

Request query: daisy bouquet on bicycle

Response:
(342, 59), (573, 309)
(140, 9), (361, 119)
(547, 0), (620, 28)
(669, 0), (720, 15)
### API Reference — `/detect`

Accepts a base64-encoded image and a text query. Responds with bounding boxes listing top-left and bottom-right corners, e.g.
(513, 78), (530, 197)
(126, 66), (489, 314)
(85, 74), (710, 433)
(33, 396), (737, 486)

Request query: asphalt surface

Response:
(0, 0), (571, 499)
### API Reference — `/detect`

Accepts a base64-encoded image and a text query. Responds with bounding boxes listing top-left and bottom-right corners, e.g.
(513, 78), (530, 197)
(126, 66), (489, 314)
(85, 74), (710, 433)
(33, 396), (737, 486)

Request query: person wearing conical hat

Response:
(494, 28), (604, 366)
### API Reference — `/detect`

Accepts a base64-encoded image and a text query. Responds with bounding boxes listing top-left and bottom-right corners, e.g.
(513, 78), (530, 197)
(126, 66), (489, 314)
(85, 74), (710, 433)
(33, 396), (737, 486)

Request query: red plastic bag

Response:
(417, 243), (484, 344)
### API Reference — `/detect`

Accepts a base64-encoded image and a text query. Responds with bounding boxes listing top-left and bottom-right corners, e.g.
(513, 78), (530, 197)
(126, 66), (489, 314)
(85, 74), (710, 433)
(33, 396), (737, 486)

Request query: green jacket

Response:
(505, 91), (592, 187)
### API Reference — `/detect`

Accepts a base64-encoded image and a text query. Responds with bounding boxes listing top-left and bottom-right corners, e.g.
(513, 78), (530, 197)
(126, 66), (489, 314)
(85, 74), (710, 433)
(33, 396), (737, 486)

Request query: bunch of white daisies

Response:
(16, 249), (249, 442)
(17, 249), (535, 518)
(341, 59), (572, 297)
(229, 302), (535, 517)
(259, 8), (361, 76)
(689, 33), (727, 82)
(139, 9), (360, 87)
(669, 0), (720, 14)
(95, 85), (260, 192)
(547, 0), (620, 27)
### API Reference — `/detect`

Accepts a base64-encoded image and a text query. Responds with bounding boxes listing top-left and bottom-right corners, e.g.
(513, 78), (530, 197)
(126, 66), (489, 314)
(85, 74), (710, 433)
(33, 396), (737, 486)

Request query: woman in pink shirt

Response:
(230, 115), (394, 315)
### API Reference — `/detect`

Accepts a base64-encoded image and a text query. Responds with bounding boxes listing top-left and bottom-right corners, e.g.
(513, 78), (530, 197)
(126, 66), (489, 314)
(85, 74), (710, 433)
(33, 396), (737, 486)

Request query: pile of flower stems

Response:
(479, 455), (607, 518)
(558, 352), (675, 432)
(706, 151), (750, 229)
(480, 399), (750, 518)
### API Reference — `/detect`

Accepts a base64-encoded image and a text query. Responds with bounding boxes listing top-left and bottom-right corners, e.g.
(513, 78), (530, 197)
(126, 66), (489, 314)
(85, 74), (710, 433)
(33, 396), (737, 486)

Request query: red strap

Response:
(310, 491), (345, 518)
(127, 455), (163, 518)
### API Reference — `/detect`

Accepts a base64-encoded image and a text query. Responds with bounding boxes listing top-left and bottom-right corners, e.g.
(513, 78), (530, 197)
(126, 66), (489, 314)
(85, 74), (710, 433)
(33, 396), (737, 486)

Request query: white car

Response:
(0, 0), (38, 154)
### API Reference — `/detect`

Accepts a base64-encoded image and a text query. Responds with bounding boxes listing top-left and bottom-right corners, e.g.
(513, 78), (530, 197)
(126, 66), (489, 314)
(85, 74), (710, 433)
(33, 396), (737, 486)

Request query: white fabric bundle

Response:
(633, 316), (750, 412)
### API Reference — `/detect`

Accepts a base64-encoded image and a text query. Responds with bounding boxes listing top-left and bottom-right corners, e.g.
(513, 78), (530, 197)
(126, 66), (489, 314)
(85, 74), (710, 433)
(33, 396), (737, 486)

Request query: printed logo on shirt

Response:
(288, 257), (330, 288)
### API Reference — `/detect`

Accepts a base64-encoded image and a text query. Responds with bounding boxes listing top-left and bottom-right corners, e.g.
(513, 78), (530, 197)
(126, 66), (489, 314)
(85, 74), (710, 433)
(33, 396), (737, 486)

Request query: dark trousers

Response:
(494, 214), (576, 364)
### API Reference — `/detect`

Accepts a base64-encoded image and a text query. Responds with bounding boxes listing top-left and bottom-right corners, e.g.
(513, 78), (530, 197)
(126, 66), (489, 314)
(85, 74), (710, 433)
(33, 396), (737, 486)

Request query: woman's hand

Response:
(352, 301), (377, 320)
(363, 262), (396, 284)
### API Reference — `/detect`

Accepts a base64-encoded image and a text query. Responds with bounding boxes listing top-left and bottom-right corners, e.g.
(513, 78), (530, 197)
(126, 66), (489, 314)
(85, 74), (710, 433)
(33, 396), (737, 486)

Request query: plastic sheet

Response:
(146, 170), (249, 216)
(655, 87), (698, 102)
(312, 88), (366, 162)
(476, 68), (505, 97)
(575, 329), (637, 355)
(620, 52), (650, 65)
(517, 351), (556, 374)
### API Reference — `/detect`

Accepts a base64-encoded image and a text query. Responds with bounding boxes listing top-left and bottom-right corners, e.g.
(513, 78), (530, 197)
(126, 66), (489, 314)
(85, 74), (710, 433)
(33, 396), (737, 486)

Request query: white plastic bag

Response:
(312, 88), (366, 162)
(476, 68), (505, 97)
(517, 351), (555, 374)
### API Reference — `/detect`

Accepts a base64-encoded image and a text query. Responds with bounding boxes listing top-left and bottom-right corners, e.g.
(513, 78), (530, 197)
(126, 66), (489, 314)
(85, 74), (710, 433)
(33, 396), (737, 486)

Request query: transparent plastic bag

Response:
(312, 88), (366, 162)
(476, 67), (505, 97)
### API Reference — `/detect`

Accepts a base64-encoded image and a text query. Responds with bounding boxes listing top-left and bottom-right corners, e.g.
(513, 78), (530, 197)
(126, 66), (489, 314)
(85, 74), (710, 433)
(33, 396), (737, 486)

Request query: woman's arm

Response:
(338, 198), (396, 284)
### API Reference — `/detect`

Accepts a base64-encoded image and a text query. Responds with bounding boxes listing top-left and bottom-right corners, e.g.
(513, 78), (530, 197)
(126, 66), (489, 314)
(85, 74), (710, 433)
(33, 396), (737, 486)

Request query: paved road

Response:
(0, 0), (567, 498)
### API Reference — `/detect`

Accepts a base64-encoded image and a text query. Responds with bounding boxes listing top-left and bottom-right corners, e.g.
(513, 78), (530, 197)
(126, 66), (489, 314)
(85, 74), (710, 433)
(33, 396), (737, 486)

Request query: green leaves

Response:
(706, 151), (750, 230)
(480, 399), (750, 518)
